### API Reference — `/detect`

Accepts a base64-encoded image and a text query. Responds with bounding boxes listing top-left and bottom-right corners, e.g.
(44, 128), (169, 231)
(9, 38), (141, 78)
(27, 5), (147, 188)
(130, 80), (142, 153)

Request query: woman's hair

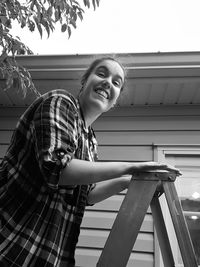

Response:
(81, 56), (127, 92)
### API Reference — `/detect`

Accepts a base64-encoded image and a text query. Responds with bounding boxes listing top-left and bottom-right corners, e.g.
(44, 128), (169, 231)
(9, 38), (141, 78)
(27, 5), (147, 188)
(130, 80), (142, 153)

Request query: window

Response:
(155, 146), (200, 267)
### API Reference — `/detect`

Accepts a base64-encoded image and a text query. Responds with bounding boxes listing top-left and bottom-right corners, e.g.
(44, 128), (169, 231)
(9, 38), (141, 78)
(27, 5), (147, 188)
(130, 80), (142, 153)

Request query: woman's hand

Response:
(130, 161), (182, 176)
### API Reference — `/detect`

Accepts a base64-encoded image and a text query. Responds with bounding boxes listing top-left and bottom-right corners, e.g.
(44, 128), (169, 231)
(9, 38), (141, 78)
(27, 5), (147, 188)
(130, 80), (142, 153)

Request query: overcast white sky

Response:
(11, 0), (200, 55)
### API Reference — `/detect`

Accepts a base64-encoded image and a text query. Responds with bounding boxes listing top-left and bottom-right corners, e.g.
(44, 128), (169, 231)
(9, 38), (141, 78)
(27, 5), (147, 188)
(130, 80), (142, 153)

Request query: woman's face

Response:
(80, 59), (124, 113)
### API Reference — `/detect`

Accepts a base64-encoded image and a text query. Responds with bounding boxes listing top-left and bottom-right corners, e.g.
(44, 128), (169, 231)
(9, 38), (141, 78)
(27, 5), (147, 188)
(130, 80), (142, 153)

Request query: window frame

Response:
(153, 145), (200, 267)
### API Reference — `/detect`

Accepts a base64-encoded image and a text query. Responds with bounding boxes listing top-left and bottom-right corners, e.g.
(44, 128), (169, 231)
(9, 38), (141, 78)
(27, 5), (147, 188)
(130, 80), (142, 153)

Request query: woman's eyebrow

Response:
(96, 66), (107, 72)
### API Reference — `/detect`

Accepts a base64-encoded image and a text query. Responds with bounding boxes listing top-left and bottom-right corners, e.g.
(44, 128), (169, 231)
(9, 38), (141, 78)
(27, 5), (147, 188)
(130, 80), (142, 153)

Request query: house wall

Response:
(0, 105), (200, 267)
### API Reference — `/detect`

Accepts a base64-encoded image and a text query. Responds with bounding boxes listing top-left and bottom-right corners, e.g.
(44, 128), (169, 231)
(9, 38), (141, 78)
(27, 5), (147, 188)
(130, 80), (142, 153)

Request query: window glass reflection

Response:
(179, 176), (200, 265)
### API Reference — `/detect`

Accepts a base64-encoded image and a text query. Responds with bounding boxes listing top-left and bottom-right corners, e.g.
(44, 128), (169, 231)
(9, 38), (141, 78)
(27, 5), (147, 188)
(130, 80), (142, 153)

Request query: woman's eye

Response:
(97, 72), (105, 77)
(113, 80), (120, 87)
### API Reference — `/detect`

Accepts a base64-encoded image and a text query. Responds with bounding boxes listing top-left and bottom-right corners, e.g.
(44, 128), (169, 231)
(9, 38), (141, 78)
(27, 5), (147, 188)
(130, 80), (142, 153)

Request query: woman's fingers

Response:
(158, 163), (182, 175)
(140, 162), (182, 176)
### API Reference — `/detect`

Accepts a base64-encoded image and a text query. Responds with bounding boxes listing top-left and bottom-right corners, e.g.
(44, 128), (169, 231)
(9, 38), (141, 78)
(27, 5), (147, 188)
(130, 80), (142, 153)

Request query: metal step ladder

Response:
(97, 171), (198, 267)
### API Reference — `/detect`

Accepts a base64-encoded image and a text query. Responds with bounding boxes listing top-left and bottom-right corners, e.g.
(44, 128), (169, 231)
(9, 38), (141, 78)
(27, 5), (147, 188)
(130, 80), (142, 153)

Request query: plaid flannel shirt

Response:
(0, 89), (97, 267)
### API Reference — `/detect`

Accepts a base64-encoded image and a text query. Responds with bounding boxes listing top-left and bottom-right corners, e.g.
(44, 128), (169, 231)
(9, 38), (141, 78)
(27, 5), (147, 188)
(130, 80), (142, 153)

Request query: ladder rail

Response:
(96, 172), (198, 267)
(163, 182), (198, 267)
(151, 197), (175, 267)
(97, 179), (159, 267)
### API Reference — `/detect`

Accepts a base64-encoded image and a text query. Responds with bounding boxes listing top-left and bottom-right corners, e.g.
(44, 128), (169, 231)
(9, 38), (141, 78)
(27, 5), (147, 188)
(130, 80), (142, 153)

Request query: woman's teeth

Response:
(96, 89), (108, 99)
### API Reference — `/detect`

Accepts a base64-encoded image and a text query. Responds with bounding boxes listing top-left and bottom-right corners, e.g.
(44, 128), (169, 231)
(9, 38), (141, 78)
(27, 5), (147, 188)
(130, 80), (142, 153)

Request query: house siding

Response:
(0, 105), (200, 267)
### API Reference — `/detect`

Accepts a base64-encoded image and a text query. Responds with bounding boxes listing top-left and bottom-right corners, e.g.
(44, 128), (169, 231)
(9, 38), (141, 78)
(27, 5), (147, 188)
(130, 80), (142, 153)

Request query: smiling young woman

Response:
(0, 57), (181, 267)
(78, 58), (125, 127)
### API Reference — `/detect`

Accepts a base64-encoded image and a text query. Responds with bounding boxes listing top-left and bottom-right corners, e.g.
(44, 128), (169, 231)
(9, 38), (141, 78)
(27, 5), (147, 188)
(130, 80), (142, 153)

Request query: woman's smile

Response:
(94, 88), (109, 99)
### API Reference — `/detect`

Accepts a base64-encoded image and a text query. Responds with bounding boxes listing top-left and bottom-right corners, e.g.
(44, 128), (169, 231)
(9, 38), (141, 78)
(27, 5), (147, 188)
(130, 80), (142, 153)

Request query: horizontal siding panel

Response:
(88, 195), (124, 212)
(1, 144), (152, 164)
(0, 89), (13, 106)
(88, 195), (151, 213)
(75, 248), (153, 267)
(3, 88), (28, 106)
(0, 107), (26, 117)
(98, 146), (153, 161)
(1, 130), (200, 148)
(0, 145), (8, 159)
(1, 105), (200, 117)
(3, 114), (200, 132)
(6, 90), (36, 107)
(94, 116), (200, 131)
(0, 131), (12, 143)
(2, 144), (154, 162)
(82, 211), (153, 232)
(0, 118), (18, 130)
(174, 157), (200, 166)
(77, 229), (154, 252)
(33, 80), (80, 94)
(105, 106), (200, 117)
(96, 131), (200, 145)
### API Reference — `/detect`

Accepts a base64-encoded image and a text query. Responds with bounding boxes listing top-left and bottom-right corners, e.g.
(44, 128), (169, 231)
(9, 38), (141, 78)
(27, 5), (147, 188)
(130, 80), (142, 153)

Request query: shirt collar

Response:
(76, 98), (89, 134)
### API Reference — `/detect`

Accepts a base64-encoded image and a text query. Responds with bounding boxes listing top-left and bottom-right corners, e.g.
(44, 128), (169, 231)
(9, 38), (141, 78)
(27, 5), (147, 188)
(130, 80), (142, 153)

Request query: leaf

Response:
(96, 0), (100, 7)
(77, 11), (83, 21)
(0, 16), (7, 26)
(92, 0), (96, 10)
(61, 23), (67, 32)
(20, 78), (27, 98)
(0, 51), (7, 63)
(34, 16), (43, 38)
(13, 77), (19, 89)
(67, 26), (71, 38)
(37, 23), (43, 38)
(5, 74), (14, 91)
(35, 1), (41, 15)
(49, 20), (55, 31)
(47, 6), (53, 17)
(70, 18), (76, 28)
(5, 19), (12, 28)
(72, 0), (81, 6)
(54, 9), (60, 22)
(28, 21), (35, 32)
(21, 17), (26, 28)
(42, 20), (50, 37)
(83, 0), (90, 8)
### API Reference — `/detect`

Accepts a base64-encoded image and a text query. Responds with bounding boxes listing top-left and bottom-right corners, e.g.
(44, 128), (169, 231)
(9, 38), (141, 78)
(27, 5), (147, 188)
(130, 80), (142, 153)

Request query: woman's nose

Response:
(102, 79), (111, 89)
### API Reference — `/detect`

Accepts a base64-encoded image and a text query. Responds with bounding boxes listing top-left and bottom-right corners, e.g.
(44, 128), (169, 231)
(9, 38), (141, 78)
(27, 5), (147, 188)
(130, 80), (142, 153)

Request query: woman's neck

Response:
(78, 98), (101, 128)
(82, 105), (100, 128)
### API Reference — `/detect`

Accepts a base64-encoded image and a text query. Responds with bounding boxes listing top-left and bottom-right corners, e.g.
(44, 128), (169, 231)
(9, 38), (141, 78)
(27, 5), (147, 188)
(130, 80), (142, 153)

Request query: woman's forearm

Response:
(59, 159), (132, 186)
(59, 159), (181, 186)
(87, 176), (131, 205)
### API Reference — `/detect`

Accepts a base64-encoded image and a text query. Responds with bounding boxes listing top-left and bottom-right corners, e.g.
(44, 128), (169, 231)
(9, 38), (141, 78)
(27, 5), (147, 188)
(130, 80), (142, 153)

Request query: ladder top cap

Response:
(132, 171), (177, 181)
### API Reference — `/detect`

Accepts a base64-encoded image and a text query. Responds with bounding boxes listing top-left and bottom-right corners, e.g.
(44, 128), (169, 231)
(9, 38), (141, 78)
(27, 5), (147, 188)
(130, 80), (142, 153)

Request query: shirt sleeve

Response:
(32, 94), (78, 190)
